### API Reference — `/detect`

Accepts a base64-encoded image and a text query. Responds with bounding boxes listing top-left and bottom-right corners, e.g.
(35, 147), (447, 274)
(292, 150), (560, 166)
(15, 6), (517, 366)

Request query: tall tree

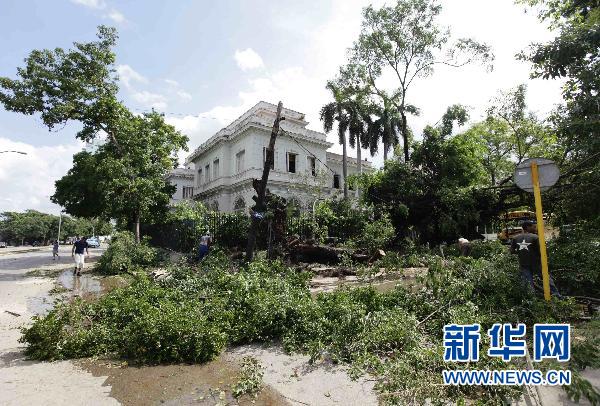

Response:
(0, 26), (188, 241)
(518, 0), (600, 222)
(345, 0), (493, 162)
(53, 111), (187, 242)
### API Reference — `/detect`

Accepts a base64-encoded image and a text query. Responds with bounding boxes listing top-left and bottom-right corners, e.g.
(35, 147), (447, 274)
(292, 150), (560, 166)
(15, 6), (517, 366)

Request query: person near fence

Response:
(197, 232), (212, 262)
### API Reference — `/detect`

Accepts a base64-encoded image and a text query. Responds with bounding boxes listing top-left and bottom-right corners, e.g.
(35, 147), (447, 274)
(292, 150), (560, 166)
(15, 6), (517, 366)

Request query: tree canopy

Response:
(519, 0), (600, 222)
(0, 26), (188, 241)
(336, 0), (493, 161)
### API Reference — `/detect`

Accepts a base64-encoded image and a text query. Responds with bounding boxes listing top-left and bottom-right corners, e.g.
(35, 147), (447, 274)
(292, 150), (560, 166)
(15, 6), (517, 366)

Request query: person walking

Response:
(71, 236), (89, 276)
(510, 221), (560, 296)
(457, 238), (471, 256)
(52, 240), (59, 260)
(197, 232), (212, 262)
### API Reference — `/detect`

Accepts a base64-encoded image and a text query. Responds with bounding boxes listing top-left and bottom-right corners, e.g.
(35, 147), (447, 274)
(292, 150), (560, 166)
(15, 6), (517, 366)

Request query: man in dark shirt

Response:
(510, 221), (559, 296)
(71, 236), (89, 276)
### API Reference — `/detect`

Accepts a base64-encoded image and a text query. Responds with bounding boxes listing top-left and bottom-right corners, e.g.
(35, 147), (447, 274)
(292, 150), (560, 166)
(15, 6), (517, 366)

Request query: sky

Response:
(0, 0), (563, 215)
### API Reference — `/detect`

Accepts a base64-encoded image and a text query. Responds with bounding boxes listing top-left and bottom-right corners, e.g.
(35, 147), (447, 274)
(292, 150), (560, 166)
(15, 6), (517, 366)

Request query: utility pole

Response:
(246, 101), (285, 262)
(57, 211), (63, 244)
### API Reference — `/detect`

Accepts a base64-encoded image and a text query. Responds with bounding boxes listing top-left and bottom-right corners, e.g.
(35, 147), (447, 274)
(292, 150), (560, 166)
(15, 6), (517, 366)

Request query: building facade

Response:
(165, 168), (195, 204)
(171, 101), (372, 212)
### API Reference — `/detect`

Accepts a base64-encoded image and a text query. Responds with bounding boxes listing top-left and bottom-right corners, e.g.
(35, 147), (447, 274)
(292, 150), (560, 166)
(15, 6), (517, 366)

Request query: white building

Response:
(171, 101), (372, 212)
(165, 168), (194, 204)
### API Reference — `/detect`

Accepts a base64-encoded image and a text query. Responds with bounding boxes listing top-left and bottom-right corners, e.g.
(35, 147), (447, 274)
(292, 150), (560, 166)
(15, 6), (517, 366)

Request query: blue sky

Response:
(0, 0), (563, 214)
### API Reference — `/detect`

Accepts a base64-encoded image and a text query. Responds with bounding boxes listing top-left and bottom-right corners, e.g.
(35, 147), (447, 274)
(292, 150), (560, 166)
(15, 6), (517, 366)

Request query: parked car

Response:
(86, 237), (100, 248)
(0, 242), (6, 248)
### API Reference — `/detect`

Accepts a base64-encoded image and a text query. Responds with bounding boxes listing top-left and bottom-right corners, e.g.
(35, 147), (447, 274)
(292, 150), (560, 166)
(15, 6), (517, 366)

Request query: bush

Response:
(548, 222), (600, 297)
(95, 231), (158, 275)
(352, 214), (395, 254)
(314, 199), (374, 242)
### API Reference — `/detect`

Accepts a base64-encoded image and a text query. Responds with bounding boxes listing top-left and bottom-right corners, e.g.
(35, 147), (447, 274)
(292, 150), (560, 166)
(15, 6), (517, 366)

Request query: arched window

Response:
(210, 201), (219, 212)
(234, 197), (246, 211)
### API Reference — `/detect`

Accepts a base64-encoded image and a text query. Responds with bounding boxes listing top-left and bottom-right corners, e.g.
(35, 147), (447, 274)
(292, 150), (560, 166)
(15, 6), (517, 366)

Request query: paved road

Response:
(0, 245), (104, 273)
(0, 245), (118, 406)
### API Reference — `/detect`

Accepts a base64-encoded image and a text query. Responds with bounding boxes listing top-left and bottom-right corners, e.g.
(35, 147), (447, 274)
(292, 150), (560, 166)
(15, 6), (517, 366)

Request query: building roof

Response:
(185, 101), (332, 164)
(326, 152), (373, 167)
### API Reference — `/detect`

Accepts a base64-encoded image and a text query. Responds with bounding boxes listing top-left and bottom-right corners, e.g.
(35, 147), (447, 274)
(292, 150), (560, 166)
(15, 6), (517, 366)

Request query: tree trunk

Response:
(342, 132), (348, 200)
(134, 213), (140, 243)
(356, 134), (362, 198)
(383, 140), (388, 162)
(401, 111), (409, 162)
(246, 102), (284, 262)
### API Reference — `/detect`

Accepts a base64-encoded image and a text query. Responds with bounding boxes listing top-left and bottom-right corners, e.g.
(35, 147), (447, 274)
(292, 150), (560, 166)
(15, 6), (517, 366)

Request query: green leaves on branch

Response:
(0, 26), (119, 142)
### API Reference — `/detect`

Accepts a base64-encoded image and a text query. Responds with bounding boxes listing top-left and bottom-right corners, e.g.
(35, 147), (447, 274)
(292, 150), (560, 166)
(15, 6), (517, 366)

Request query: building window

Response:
(263, 147), (274, 170)
(205, 164), (210, 183)
(308, 156), (316, 176)
(287, 152), (297, 173)
(333, 174), (340, 189)
(182, 186), (194, 199)
(197, 169), (202, 186)
(213, 159), (220, 179)
(210, 201), (219, 212)
(236, 150), (245, 173)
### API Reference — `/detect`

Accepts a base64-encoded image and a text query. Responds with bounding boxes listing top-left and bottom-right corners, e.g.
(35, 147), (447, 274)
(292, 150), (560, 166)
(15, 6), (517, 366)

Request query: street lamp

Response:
(57, 210), (65, 243)
(0, 150), (27, 155)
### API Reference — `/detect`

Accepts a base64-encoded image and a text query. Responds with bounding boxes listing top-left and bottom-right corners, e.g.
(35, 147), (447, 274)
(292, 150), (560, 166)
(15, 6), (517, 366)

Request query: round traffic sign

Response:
(514, 158), (560, 193)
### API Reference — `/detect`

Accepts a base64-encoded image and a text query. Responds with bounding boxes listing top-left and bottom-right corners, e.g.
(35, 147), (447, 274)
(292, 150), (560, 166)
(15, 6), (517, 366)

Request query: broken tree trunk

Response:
(246, 101), (284, 262)
(289, 243), (371, 264)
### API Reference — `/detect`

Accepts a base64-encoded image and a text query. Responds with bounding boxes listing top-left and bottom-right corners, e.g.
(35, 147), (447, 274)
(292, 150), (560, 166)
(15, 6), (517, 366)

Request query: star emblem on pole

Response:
(517, 240), (531, 251)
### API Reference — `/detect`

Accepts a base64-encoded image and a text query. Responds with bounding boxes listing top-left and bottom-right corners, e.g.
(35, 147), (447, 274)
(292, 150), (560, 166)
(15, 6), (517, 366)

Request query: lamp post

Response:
(57, 210), (65, 244)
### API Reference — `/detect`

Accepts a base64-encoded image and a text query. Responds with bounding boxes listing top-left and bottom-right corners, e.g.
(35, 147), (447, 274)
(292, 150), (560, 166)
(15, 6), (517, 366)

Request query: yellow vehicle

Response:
(497, 210), (535, 243)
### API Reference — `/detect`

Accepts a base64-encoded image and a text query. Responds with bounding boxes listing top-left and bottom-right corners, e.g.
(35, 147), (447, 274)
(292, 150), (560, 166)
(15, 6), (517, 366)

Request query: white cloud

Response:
(176, 90), (192, 101)
(234, 48), (265, 71)
(107, 9), (126, 24)
(116, 64), (147, 89)
(131, 91), (168, 110)
(0, 137), (84, 215)
(165, 79), (179, 87)
(71, 0), (106, 9)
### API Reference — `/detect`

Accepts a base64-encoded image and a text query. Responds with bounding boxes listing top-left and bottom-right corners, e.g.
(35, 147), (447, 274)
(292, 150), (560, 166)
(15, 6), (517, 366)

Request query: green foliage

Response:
(0, 26), (119, 141)
(21, 248), (593, 404)
(95, 231), (158, 275)
(361, 157), (498, 244)
(0, 26), (187, 237)
(314, 198), (373, 243)
(0, 210), (111, 245)
(338, 0), (493, 161)
(352, 213), (395, 254)
(466, 240), (506, 260)
(518, 0), (600, 222)
(548, 222), (600, 297)
(20, 275), (227, 363)
(232, 357), (264, 398)
(53, 110), (187, 237)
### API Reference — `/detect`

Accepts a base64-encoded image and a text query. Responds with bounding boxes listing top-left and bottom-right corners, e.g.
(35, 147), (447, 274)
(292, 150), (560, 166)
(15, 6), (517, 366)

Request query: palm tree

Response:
(366, 101), (402, 162)
(320, 83), (367, 199)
